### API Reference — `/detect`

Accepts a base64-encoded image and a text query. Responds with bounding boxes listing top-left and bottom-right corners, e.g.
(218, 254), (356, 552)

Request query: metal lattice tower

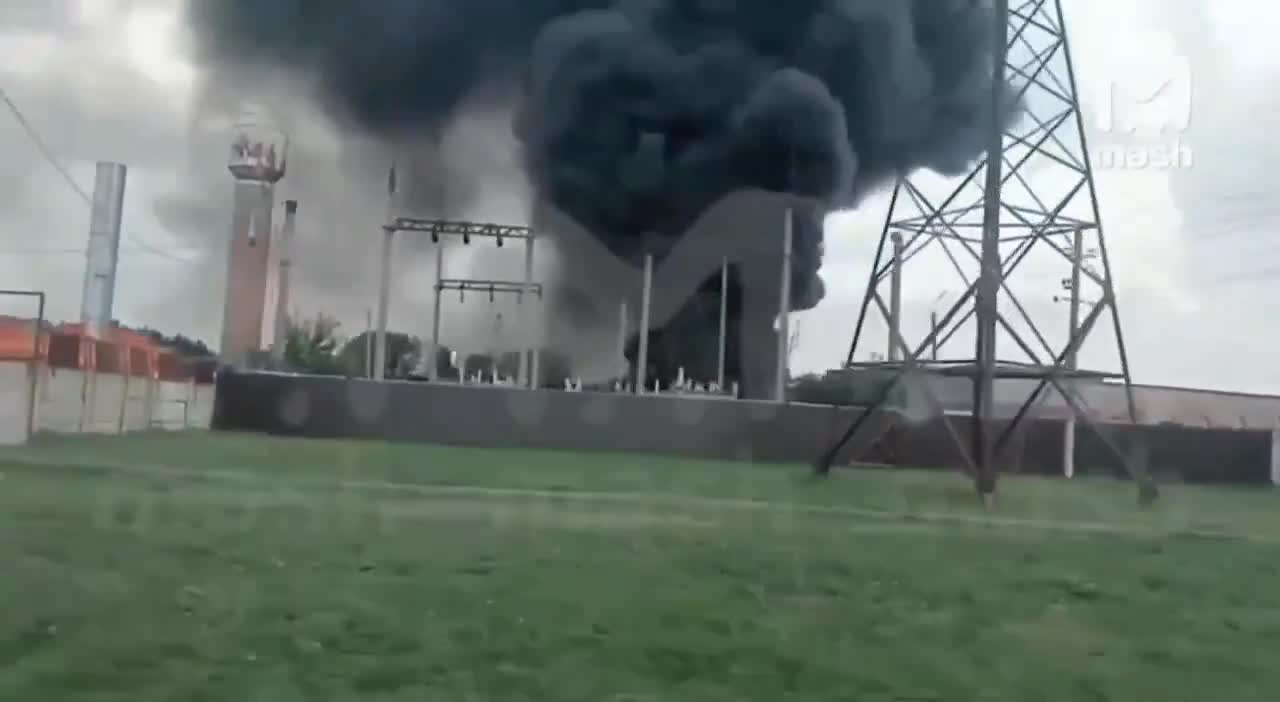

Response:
(821, 0), (1158, 502)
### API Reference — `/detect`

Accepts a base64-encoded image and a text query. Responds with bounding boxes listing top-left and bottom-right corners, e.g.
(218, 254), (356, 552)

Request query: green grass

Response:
(2, 432), (1280, 700)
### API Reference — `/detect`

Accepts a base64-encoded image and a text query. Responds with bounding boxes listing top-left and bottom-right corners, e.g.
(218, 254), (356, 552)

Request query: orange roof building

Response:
(0, 315), (48, 361)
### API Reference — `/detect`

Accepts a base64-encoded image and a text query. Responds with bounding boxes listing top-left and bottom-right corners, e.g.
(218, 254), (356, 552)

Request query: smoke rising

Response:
(188, 0), (1016, 389)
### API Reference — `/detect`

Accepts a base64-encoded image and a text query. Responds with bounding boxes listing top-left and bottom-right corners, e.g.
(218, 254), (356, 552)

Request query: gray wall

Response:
(213, 371), (1276, 484)
(214, 371), (860, 464)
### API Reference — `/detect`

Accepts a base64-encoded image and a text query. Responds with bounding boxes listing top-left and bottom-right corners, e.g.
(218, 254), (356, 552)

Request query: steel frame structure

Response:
(375, 216), (541, 386)
(388, 218), (533, 245)
(438, 279), (544, 301)
(816, 0), (1158, 502)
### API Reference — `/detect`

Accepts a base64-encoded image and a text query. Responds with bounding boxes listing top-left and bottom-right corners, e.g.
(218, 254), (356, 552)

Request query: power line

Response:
(0, 86), (205, 263)
(0, 246), (212, 263)
(0, 248), (85, 256)
(0, 88), (93, 205)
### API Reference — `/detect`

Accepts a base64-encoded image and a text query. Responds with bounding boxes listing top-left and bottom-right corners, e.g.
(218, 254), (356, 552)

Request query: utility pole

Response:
(491, 313), (503, 381)
(717, 258), (728, 389)
(518, 233), (535, 387)
(636, 254), (653, 393)
(364, 308), (373, 378)
(429, 244), (444, 381)
(374, 227), (393, 380)
(374, 164), (396, 381)
(270, 200), (297, 365)
(1063, 228), (1084, 478)
(888, 231), (904, 362)
(617, 300), (629, 379)
(775, 208), (793, 403)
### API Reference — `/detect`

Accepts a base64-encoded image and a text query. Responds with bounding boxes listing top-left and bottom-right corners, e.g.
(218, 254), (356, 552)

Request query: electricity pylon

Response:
(818, 0), (1158, 503)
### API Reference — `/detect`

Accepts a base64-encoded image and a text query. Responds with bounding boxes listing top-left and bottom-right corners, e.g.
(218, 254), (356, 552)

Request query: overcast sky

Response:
(2, 0), (1279, 393)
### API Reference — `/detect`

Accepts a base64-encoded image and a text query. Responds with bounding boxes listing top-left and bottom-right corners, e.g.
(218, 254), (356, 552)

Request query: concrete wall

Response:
(151, 380), (215, 430)
(30, 366), (214, 435)
(35, 367), (86, 433)
(213, 370), (1276, 485)
(0, 361), (34, 445)
(87, 373), (126, 434)
(123, 376), (152, 432)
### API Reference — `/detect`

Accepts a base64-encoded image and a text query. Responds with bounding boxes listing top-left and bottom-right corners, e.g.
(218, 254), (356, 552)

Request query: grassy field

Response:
(2, 432), (1279, 700)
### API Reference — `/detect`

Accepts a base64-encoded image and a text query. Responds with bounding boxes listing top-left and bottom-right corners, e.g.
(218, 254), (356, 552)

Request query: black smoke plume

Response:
(189, 0), (1017, 392)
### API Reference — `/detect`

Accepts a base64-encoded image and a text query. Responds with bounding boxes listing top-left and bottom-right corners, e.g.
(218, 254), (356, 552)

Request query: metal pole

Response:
(617, 300), (629, 375)
(364, 309), (372, 377)
(374, 227), (393, 380)
(1063, 227), (1083, 478)
(518, 235), (534, 387)
(972, 0), (1009, 501)
(888, 231), (904, 362)
(271, 200), (297, 365)
(430, 244), (444, 381)
(491, 313), (503, 381)
(117, 356), (129, 434)
(26, 293), (45, 443)
(930, 311), (940, 360)
(636, 253), (653, 394)
(717, 258), (728, 389)
(776, 209), (793, 402)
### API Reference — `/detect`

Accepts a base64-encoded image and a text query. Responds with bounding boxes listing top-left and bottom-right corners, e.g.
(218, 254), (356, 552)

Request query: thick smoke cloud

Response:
(188, 0), (1014, 388)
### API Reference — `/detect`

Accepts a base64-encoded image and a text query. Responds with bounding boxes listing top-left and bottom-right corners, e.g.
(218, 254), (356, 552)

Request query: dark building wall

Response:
(213, 371), (1275, 485)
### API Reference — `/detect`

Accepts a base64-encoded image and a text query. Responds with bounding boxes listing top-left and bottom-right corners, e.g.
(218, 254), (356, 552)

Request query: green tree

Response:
(285, 314), (345, 375)
(789, 369), (912, 409)
(113, 322), (214, 358)
(338, 331), (422, 378)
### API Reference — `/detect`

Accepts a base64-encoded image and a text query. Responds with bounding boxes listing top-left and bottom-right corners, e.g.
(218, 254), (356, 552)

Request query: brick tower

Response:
(219, 113), (287, 364)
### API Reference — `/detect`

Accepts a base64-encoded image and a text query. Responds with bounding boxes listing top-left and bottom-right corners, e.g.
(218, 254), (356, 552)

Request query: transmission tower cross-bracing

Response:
(818, 0), (1158, 503)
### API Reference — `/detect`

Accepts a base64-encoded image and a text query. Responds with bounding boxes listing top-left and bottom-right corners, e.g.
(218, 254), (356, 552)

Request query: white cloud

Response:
(1207, 0), (1280, 73)
(0, 32), (60, 76)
